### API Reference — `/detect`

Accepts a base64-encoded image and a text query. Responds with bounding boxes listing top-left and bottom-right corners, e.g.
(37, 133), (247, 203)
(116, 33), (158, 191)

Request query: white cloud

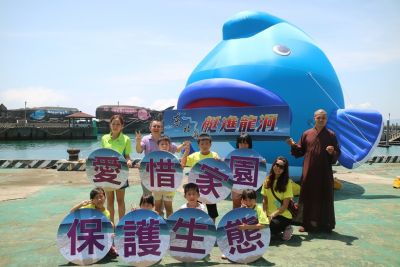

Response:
(124, 96), (145, 107)
(0, 87), (68, 109)
(150, 98), (177, 111)
(347, 102), (372, 109)
(105, 63), (191, 88)
(327, 48), (400, 72)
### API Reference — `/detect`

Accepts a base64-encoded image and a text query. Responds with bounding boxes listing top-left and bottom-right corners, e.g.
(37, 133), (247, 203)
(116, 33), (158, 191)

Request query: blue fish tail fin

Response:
(327, 109), (383, 169)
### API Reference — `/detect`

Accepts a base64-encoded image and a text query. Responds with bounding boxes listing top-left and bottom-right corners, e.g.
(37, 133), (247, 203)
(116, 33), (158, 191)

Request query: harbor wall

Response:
(0, 126), (97, 140)
(0, 157), (397, 171)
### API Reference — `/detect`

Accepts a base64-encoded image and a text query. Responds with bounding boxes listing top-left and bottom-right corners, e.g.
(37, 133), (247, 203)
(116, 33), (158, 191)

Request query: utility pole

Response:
(24, 101), (27, 124)
(386, 113), (390, 146)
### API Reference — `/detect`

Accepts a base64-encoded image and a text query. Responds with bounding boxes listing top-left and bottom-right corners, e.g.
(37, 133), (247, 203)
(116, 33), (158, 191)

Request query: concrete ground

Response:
(0, 164), (399, 266)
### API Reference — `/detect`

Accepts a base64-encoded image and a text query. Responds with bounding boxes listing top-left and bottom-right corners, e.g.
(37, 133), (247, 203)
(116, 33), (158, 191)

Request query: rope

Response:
(123, 118), (141, 130)
(307, 72), (372, 144)
(307, 72), (378, 165)
(41, 128), (75, 136)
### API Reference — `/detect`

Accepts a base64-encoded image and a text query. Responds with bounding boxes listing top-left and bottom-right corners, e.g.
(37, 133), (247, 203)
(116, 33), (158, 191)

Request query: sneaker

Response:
(107, 245), (119, 259)
(298, 226), (306, 232)
(282, 225), (293, 241)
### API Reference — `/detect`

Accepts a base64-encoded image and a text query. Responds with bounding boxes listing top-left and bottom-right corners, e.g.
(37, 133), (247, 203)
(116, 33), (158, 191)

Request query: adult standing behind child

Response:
(135, 119), (184, 195)
(261, 156), (293, 241)
(101, 115), (132, 224)
(181, 133), (219, 223)
(135, 119), (183, 156)
(286, 109), (340, 233)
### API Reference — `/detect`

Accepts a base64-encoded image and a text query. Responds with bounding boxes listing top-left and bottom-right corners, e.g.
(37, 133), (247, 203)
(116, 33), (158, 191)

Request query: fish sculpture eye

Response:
(273, 44), (291, 56)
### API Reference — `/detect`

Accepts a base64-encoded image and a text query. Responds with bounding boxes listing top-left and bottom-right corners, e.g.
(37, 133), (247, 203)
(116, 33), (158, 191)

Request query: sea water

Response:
(0, 135), (399, 160)
(0, 135), (142, 160)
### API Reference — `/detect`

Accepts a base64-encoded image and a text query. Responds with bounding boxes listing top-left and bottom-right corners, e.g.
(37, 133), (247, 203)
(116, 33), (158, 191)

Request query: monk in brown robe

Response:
(286, 109), (340, 233)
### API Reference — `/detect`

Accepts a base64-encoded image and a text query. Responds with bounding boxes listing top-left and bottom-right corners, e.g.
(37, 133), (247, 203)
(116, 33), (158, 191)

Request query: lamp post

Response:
(24, 101), (27, 124)
(386, 113), (390, 146)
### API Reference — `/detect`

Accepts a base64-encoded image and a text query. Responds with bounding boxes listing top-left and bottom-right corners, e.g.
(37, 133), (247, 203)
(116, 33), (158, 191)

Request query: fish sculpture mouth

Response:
(177, 78), (288, 109)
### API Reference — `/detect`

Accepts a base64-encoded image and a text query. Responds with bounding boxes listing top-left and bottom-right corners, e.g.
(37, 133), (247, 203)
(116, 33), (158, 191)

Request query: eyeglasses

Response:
(274, 163), (285, 170)
(315, 116), (327, 120)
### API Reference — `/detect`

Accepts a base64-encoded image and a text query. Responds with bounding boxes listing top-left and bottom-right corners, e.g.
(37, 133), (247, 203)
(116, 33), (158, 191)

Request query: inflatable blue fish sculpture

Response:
(177, 11), (383, 173)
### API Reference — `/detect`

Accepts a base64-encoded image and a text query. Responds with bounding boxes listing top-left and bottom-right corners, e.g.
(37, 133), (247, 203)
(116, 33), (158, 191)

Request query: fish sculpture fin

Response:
(223, 11), (284, 40)
(327, 108), (383, 169)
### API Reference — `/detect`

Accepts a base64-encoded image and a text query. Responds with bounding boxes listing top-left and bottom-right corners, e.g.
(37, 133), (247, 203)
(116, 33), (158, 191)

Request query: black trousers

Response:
(270, 215), (292, 235)
(206, 204), (218, 219)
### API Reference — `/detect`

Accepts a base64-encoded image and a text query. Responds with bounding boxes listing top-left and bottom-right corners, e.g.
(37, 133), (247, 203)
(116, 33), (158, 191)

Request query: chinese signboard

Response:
(188, 158), (233, 204)
(57, 209), (113, 265)
(217, 208), (270, 263)
(225, 148), (267, 193)
(163, 105), (290, 141)
(114, 209), (169, 266)
(139, 151), (183, 193)
(167, 208), (216, 262)
(86, 148), (129, 190)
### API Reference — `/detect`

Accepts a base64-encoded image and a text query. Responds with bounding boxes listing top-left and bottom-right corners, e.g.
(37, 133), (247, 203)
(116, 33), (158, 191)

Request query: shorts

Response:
(141, 183), (151, 196)
(153, 191), (176, 201)
(104, 180), (128, 191)
(120, 180), (129, 190)
(231, 191), (242, 201)
(206, 204), (218, 219)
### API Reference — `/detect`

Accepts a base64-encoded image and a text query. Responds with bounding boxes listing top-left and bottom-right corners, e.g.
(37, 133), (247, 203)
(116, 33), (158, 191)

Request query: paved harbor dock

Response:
(0, 164), (399, 266)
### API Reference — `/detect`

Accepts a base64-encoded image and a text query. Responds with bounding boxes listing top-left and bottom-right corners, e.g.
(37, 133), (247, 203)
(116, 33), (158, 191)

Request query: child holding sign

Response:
(70, 187), (111, 221)
(180, 183), (206, 211)
(152, 135), (177, 218)
(239, 189), (269, 230)
(181, 133), (219, 223)
(70, 187), (118, 258)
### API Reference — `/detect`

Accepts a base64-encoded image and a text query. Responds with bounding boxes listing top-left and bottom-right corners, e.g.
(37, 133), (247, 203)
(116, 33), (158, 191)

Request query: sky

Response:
(1, 0), (399, 120)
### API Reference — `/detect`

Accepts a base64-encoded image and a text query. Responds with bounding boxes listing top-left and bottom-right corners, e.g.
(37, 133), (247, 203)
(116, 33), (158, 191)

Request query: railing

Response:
(0, 122), (92, 128)
(389, 131), (400, 142)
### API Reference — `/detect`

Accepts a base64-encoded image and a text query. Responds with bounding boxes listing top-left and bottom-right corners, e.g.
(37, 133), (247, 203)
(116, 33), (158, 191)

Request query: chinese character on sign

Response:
(220, 116), (238, 132)
(183, 123), (190, 133)
(224, 216), (264, 254)
(92, 156), (122, 185)
(230, 156), (259, 187)
(238, 115), (258, 132)
(201, 116), (221, 133)
(173, 112), (182, 127)
(123, 219), (161, 257)
(197, 164), (229, 198)
(170, 218), (207, 254)
(256, 114), (278, 132)
(67, 218), (105, 255)
(146, 158), (176, 189)
(124, 220), (137, 257)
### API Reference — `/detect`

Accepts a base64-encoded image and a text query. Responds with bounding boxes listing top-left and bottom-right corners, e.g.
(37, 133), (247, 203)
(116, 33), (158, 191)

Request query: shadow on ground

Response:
(158, 256), (275, 266)
(59, 256), (119, 266)
(270, 230), (358, 249)
(335, 180), (400, 201)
